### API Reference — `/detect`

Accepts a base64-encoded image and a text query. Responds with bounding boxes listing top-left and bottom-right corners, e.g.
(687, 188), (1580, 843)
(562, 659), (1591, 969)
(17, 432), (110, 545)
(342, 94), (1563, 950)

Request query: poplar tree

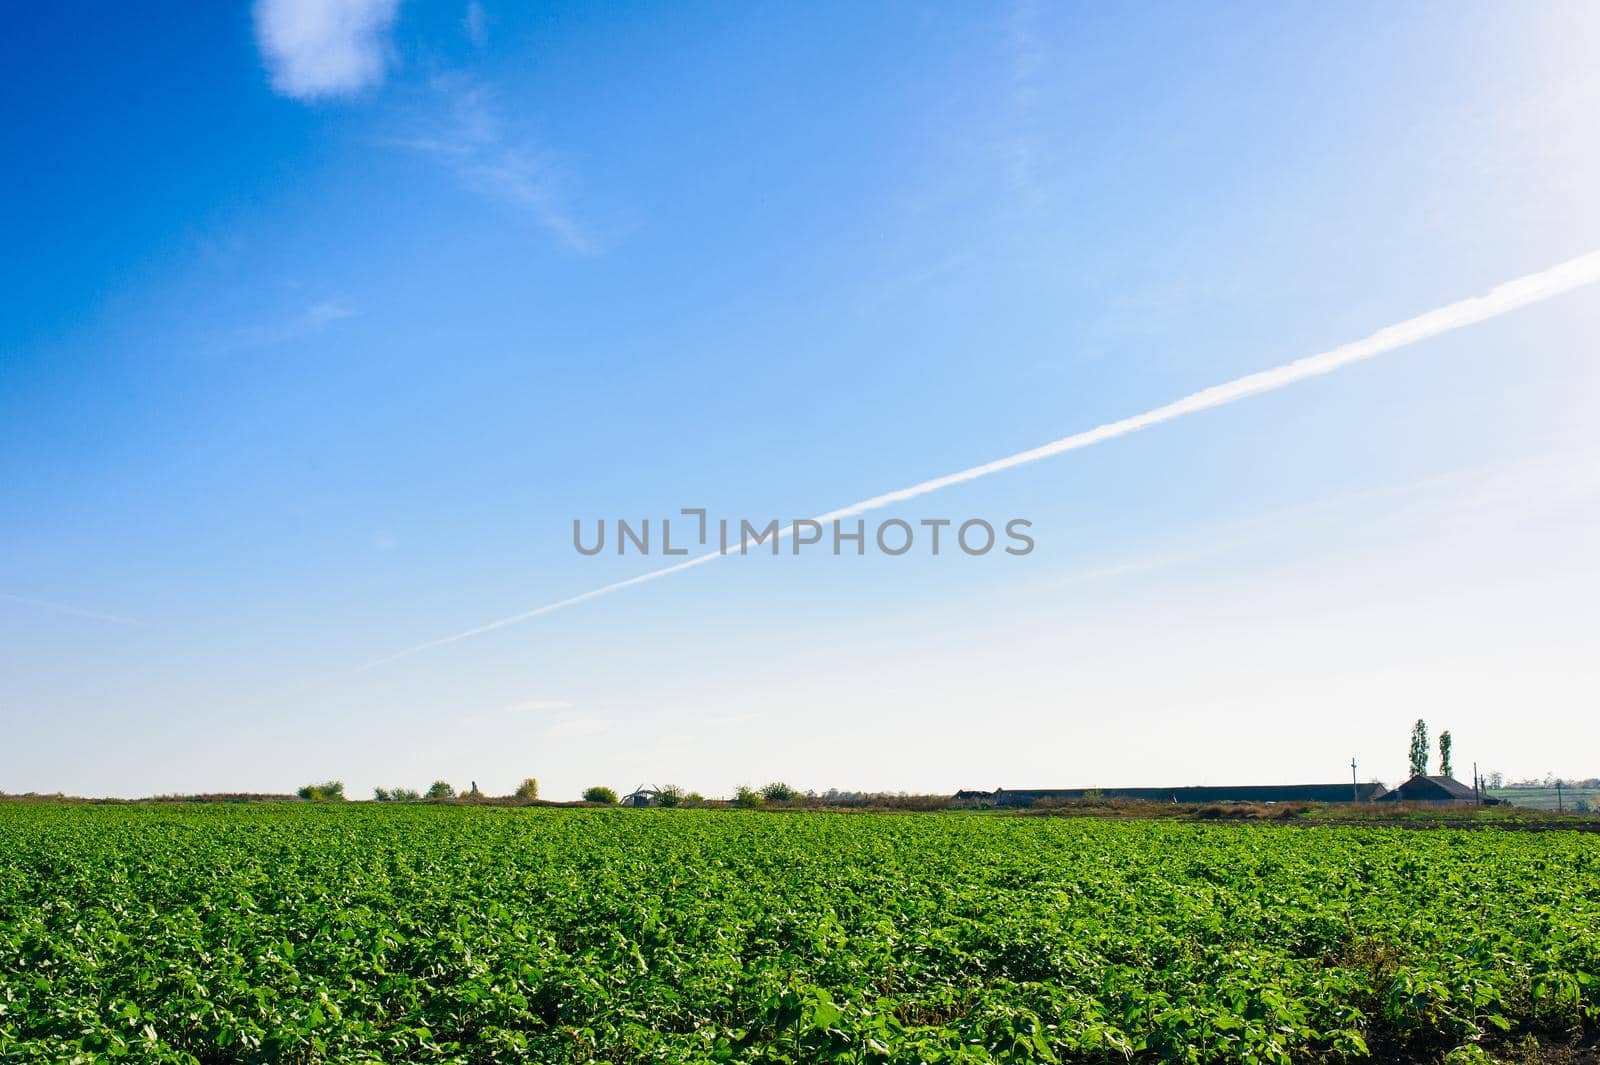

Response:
(1409, 720), (1429, 778)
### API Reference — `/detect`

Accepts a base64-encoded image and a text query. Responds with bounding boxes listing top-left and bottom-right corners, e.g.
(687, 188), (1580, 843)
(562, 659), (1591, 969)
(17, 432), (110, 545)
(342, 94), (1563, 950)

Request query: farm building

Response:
(966, 783), (1389, 807)
(1375, 775), (1481, 803)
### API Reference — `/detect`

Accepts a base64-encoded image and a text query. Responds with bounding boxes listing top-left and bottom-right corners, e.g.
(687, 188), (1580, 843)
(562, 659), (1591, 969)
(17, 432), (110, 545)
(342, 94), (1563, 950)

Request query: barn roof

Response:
(1376, 775), (1477, 801)
(1420, 775), (1477, 798)
(975, 782), (1388, 805)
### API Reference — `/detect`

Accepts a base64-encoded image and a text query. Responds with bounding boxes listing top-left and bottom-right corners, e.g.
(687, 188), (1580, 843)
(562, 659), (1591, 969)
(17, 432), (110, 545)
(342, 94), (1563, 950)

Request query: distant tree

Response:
(372, 787), (392, 802)
(583, 786), (618, 804)
(1487, 770), (1504, 789)
(425, 780), (455, 800)
(298, 780), (345, 801)
(760, 781), (799, 802)
(513, 778), (540, 800)
(393, 787), (420, 802)
(1438, 730), (1453, 778)
(684, 791), (705, 805)
(733, 785), (764, 808)
(655, 784), (684, 807)
(1408, 720), (1429, 779)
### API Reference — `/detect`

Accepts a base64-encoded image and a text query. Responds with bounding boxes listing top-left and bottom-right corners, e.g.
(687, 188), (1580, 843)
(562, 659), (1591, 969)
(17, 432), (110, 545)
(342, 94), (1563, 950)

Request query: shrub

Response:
(583, 786), (618, 804)
(392, 787), (420, 802)
(513, 778), (540, 800)
(734, 785), (764, 808)
(297, 781), (345, 802)
(685, 792), (705, 805)
(425, 780), (455, 800)
(760, 782), (798, 802)
(655, 784), (684, 807)
(372, 787), (391, 802)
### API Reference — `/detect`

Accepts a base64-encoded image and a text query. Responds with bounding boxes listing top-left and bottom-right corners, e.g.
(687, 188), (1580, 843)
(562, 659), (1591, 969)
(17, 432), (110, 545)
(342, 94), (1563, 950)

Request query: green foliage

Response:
(654, 784), (684, 807)
(392, 787), (420, 802)
(684, 791), (705, 805)
(734, 785), (764, 808)
(760, 781), (799, 802)
(1409, 719), (1430, 778)
(583, 786), (618, 804)
(1439, 729), (1453, 778)
(372, 786), (391, 802)
(3, 805), (1598, 1062)
(296, 780), (345, 801)
(513, 777), (540, 800)
(424, 780), (455, 800)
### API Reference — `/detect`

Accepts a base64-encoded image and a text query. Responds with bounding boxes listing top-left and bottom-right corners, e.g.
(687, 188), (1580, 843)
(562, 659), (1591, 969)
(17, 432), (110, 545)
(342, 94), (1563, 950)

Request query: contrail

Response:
(366, 249), (1600, 668)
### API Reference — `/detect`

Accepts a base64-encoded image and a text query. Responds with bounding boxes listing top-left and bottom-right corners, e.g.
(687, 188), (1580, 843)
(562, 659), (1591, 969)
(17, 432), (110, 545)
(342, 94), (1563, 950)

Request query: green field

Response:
(1489, 787), (1600, 813)
(2, 805), (1598, 1063)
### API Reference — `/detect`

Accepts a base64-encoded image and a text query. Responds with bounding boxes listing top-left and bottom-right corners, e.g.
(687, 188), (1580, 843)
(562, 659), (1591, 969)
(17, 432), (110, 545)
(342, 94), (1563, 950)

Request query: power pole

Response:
(1557, 779), (1565, 814)
(1351, 758), (1359, 803)
(1473, 761), (1480, 805)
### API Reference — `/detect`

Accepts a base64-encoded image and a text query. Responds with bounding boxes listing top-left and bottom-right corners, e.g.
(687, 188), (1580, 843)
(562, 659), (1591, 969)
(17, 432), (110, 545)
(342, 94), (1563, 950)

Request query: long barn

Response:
(965, 783), (1388, 806)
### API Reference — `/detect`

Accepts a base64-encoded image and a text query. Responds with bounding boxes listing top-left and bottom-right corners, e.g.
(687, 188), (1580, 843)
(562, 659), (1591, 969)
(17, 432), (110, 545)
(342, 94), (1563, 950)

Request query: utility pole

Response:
(1351, 758), (1359, 803)
(1473, 762), (1480, 805)
(1557, 779), (1565, 814)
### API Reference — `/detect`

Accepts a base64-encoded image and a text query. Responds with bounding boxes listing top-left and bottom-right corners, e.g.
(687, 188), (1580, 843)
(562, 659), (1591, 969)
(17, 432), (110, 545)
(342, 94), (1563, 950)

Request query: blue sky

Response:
(3, 1), (1599, 799)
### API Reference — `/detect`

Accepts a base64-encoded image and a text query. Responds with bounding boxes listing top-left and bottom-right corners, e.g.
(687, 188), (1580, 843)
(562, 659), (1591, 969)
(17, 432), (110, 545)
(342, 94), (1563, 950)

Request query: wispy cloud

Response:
(506, 698), (572, 712)
(254, 0), (400, 101)
(546, 717), (610, 739)
(365, 249), (1600, 667)
(1042, 450), (1600, 593)
(1, 593), (143, 627)
(215, 299), (357, 353)
(303, 299), (357, 328)
(1003, 0), (1045, 205)
(389, 82), (594, 252)
(463, 1), (487, 48)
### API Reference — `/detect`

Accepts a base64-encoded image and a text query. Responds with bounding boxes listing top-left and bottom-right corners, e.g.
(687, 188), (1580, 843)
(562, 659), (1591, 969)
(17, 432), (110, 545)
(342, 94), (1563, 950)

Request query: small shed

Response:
(1376, 775), (1479, 803)
(621, 787), (659, 808)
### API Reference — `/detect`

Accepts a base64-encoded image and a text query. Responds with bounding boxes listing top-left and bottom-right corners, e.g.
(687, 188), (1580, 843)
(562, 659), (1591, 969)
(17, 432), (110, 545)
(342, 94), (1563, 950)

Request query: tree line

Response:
(294, 779), (911, 807)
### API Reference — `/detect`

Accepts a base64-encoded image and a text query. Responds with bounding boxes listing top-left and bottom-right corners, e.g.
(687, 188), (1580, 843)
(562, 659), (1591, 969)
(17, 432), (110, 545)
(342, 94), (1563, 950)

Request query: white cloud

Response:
(388, 82), (595, 252)
(546, 718), (611, 739)
(507, 698), (572, 712)
(216, 298), (356, 352)
(254, 0), (400, 101)
(0, 593), (142, 627)
(463, 1), (487, 47)
(303, 299), (357, 327)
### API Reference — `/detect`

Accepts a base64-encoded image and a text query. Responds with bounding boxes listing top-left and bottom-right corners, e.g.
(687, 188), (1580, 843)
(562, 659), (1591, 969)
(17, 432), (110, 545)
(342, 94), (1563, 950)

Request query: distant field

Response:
(1490, 787), (1600, 811)
(3, 804), (1599, 1063)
